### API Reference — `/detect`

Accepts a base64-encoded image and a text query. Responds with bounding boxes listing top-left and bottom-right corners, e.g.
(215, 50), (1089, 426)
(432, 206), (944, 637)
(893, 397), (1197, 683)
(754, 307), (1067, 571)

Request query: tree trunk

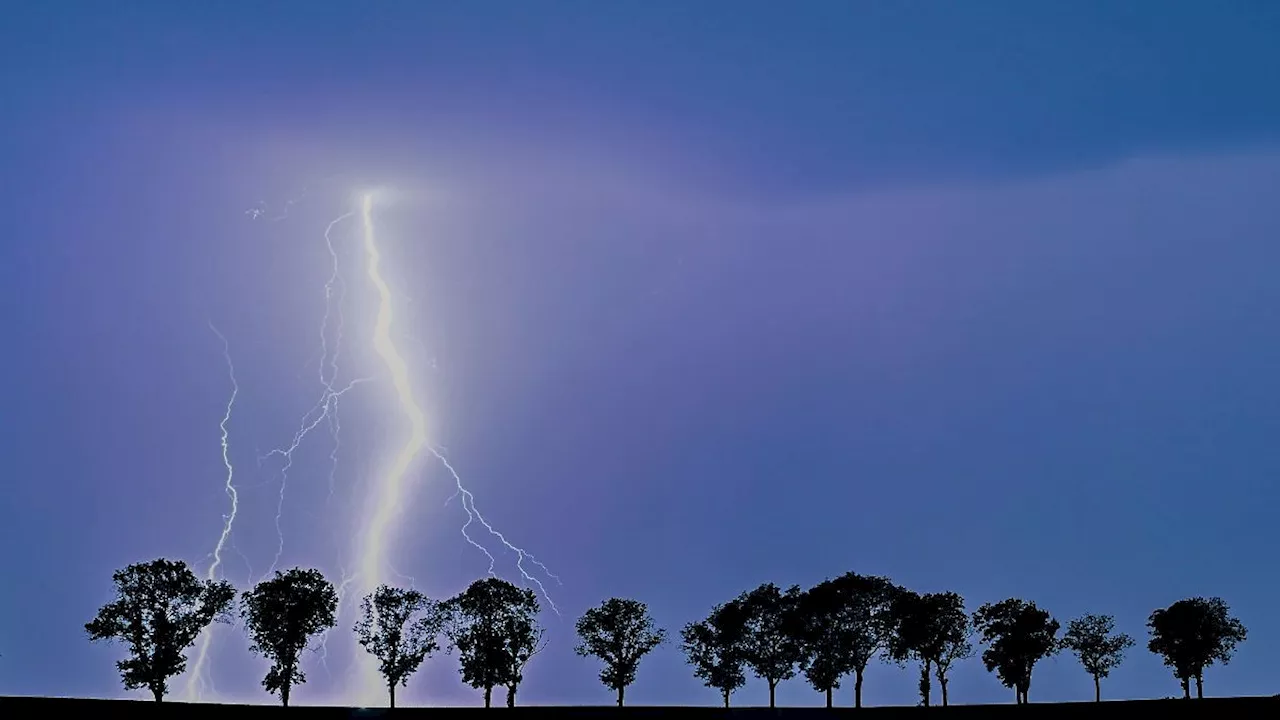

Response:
(940, 677), (949, 707)
(1094, 675), (1101, 702)
(919, 661), (931, 707)
(825, 686), (832, 708)
(484, 685), (492, 708)
(389, 683), (396, 709)
(152, 685), (164, 703)
(1195, 674), (1203, 699)
(507, 684), (517, 707)
(1181, 677), (1190, 699)
(616, 684), (625, 707)
(854, 667), (864, 708)
(722, 689), (730, 708)
(281, 681), (291, 708)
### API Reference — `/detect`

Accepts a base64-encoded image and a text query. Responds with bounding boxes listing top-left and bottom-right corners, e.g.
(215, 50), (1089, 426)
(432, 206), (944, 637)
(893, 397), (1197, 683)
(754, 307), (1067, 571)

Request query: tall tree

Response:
(680, 600), (749, 707)
(443, 578), (545, 708)
(1147, 597), (1247, 699)
(240, 568), (338, 706)
(354, 585), (445, 708)
(574, 597), (667, 706)
(797, 573), (898, 708)
(887, 590), (972, 707)
(794, 581), (846, 707)
(85, 559), (235, 702)
(972, 598), (1059, 704)
(737, 583), (805, 708)
(1060, 613), (1134, 702)
(500, 609), (546, 708)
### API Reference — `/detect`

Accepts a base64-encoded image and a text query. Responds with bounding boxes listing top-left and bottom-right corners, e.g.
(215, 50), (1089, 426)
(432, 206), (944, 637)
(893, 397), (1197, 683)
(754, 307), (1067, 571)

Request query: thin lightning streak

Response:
(321, 214), (352, 502)
(437, 451), (562, 614)
(317, 565), (358, 680)
(260, 376), (370, 578)
(185, 323), (240, 701)
(387, 561), (417, 590)
(259, 212), (371, 579)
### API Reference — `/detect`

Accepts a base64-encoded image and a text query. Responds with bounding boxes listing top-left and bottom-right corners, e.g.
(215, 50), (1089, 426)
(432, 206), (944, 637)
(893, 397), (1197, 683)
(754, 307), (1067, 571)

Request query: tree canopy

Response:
(680, 600), (750, 707)
(972, 598), (1059, 704)
(887, 590), (972, 707)
(84, 558), (235, 702)
(443, 577), (545, 708)
(240, 568), (338, 707)
(736, 583), (805, 708)
(796, 573), (898, 707)
(1147, 597), (1247, 699)
(574, 597), (667, 706)
(1061, 613), (1134, 702)
(354, 584), (445, 708)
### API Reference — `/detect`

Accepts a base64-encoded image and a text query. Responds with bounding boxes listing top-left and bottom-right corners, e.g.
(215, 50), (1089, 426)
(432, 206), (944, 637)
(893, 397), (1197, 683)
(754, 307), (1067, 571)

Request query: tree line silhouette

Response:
(85, 559), (1248, 708)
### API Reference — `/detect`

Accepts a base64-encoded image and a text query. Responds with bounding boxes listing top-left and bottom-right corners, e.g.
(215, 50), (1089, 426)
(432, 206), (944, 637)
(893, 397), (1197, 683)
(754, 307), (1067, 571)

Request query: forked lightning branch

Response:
(184, 191), (559, 703)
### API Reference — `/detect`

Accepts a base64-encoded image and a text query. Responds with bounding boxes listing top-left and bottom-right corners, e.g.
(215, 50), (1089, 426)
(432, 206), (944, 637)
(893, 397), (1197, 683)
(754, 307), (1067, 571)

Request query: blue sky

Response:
(1, 0), (1278, 708)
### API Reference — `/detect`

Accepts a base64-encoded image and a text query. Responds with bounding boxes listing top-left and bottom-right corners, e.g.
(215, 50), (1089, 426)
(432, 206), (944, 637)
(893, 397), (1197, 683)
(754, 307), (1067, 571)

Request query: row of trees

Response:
(679, 576), (1247, 708)
(86, 559), (1248, 708)
(85, 559), (550, 707)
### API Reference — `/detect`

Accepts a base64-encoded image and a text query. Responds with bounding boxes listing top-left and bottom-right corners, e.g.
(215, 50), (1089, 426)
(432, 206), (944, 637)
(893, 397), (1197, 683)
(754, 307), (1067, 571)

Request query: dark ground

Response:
(2, 696), (1278, 718)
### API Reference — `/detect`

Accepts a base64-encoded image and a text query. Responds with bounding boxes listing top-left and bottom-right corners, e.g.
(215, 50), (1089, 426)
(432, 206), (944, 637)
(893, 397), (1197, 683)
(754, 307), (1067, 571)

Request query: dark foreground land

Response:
(2, 696), (1279, 719)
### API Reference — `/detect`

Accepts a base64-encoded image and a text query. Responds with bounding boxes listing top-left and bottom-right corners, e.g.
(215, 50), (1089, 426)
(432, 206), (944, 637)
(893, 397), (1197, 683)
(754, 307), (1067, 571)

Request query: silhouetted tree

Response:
(574, 597), (667, 706)
(443, 578), (545, 708)
(887, 590), (971, 707)
(240, 568), (337, 706)
(797, 573), (898, 708)
(1147, 597), (1246, 699)
(85, 559), (235, 702)
(681, 600), (749, 707)
(1060, 613), (1134, 702)
(500, 610), (546, 708)
(737, 583), (805, 708)
(795, 581), (846, 707)
(973, 598), (1059, 704)
(354, 585), (444, 708)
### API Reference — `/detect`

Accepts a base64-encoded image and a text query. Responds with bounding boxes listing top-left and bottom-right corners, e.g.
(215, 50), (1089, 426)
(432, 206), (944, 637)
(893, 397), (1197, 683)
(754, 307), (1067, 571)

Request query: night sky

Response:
(2, 0), (1280, 708)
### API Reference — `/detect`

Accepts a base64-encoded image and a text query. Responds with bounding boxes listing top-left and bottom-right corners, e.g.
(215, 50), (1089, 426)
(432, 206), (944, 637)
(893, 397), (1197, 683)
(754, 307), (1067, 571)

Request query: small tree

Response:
(681, 600), (749, 707)
(85, 559), (235, 702)
(443, 577), (545, 708)
(737, 583), (805, 708)
(973, 598), (1059, 704)
(1061, 613), (1134, 702)
(354, 585), (445, 708)
(887, 590), (972, 707)
(1147, 597), (1246, 699)
(240, 568), (337, 706)
(574, 597), (667, 706)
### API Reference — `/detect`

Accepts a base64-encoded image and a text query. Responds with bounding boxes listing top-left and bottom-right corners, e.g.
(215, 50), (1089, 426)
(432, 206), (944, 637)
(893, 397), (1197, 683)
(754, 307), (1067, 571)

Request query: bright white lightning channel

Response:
(352, 192), (561, 699)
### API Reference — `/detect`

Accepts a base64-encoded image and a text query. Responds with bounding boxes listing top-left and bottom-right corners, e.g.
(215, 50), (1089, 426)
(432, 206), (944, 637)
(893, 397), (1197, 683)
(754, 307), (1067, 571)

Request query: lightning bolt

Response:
(387, 561), (418, 590)
(259, 213), (372, 578)
(316, 564), (358, 681)
(191, 189), (560, 706)
(352, 191), (560, 701)
(184, 323), (241, 701)
(439, 454), (562, 614)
